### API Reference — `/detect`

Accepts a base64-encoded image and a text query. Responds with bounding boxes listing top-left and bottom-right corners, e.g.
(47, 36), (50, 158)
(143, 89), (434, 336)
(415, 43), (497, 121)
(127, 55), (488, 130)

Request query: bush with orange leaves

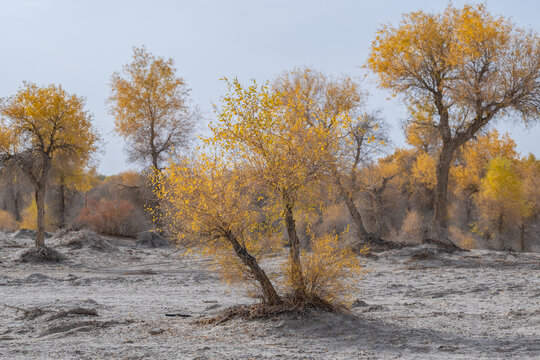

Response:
(77, 198), (140, 236)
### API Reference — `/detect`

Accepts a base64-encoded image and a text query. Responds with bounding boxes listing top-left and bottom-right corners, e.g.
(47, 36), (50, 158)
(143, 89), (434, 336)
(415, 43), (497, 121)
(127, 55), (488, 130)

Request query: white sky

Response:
(1, 0), (539, 175)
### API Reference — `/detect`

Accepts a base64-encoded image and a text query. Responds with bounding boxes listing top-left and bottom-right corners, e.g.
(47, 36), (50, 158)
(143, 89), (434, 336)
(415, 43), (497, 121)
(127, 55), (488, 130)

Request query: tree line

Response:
(0, 4), (538, 307)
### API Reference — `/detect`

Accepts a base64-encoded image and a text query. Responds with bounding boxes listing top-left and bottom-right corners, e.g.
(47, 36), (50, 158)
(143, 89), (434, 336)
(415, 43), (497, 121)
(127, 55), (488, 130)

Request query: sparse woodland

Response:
(0, 4), (539, 310)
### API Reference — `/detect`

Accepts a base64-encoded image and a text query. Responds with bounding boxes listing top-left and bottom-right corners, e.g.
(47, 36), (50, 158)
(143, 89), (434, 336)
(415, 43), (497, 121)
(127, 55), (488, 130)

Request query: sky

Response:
(0, 0), (539, 175)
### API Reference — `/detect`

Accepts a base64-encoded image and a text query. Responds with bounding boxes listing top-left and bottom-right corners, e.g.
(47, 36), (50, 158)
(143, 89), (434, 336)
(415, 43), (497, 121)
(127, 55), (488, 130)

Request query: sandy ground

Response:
(0, 230), (539, 360)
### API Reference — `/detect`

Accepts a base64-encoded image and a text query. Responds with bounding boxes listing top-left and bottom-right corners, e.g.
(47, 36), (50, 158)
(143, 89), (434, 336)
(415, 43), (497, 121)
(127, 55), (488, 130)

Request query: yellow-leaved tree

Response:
(451, 130), (518, 225)
(516, 155), (540, 251)
(154, 155), (283, 305)
(474, 157), (525, 249)
(273, 67), (388, 244)
(0, 83), (100, 247)
(51, 150), (99, 229)
(210, 78), (331, 298)
(155, 77), (361, 308)
(368, 4), (540, 241)
(108, 46), (197, 171)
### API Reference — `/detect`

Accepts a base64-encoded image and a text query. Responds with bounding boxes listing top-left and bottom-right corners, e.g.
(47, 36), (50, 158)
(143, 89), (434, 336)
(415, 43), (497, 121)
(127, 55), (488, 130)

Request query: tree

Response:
(475, 157), (524, 249)
(108, 46), (197, 171)
(154, 155), (283, 305)
(516, 154), (540, 251)
(451, 130), (518, 224)
(273, 68), (388, 244)
(368, 4), (540, 240)
(211, 77), (328, 296)
(0, 83), (99, 246)
(155, 78), (362, 307)
(51, 151), (98, 229)
(0, 165), (29, 222)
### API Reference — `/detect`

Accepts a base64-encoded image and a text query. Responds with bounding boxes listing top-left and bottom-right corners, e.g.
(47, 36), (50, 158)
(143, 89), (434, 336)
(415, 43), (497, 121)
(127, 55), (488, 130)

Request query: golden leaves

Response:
(0, 82), (99, 160)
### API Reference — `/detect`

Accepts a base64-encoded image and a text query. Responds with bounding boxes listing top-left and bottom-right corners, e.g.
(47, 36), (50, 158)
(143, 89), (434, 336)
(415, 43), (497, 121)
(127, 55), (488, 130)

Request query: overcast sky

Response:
(1, 0), (538, 175)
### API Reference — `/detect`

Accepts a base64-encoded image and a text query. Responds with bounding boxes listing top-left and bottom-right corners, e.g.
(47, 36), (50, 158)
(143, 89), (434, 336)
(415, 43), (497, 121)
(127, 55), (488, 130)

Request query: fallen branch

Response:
(3, 304), (47, 320)
(165, 313), (192, 317)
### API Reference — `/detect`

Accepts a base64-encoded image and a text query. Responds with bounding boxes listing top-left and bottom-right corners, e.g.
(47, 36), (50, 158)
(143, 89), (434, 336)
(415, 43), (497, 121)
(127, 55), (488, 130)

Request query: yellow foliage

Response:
(105, 170), (143, 188)
(411, 151), (437, 190)
(0, 83), (99, 158)
(474, 157), (526, 238)
(282, 233), (363, 304)
(0, 83), (100, 244)
(368, 3), (539, 231)
(404, 100), (439, 152)
(154, 155), (282, 288)
(154, 73), (369, 305)
(0, 210), (19, 231)
(518, 154), (540, 221)
(452, 130), (517, 195)
(109, 46), (194, 169)
(368, 4), (515, 96)
(20, 200), (55, 232)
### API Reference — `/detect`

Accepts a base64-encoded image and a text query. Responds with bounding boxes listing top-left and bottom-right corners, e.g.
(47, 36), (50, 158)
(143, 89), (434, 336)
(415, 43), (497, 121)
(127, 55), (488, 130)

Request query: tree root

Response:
(195, 293), (342, 325)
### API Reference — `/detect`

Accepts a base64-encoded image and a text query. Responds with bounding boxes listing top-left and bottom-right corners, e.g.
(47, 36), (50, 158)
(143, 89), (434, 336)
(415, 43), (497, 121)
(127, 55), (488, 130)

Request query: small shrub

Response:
(320, 204), (352, 236)
(449, 226), (478, 250)
(398, 210), (424, 244)
(77, 198), (141, 236)
(282, 233), (363, 305)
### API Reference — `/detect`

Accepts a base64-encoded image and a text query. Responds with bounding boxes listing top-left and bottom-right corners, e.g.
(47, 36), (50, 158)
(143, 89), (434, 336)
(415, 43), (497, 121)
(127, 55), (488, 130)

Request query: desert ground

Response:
(1, 230), (539, 360)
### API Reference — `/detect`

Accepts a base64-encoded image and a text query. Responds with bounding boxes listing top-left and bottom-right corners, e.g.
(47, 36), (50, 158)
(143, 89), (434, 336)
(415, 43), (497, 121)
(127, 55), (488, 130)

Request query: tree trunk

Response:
(35, 184), (46, 247)
(497, 213), (505, 249)
(58, 182), (66, 229)
(333, 169), (369, 241)
(430, 142), (455, 239)
(520, 221), (526, 252)
(345, 193), (370, 241)
(282, 192), (305, 295)
(225, 231), (282, 305)
(13, 189), (21, 222)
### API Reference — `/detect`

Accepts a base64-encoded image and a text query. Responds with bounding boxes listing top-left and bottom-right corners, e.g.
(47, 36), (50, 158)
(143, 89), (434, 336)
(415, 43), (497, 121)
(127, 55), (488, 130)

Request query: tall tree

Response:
(51, 153), (98, 229)
(212, 77), (333, 296)
(108, 46), (197, 171)
(0, 83), (100, 246)
(273, 68), (388, 243)
(368, 4), (540, 240)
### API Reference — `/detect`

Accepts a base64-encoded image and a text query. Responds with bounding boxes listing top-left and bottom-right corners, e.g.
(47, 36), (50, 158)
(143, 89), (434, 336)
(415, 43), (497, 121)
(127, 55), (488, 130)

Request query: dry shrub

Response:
(20, 200), (55, 232)
(449, 226), (478, 250)
(283, 233), (363, 305)
(77, 198), (141, 236)
(0, 209), (19, 231)
(398, 210), (424, 244)
(319, 203), (352, 236)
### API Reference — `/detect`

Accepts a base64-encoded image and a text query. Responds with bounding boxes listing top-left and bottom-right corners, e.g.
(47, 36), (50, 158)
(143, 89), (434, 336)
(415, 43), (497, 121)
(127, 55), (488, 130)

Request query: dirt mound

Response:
(13, 229), (52, 239)
(19, 246), (65, 263)
(353, 234), (404, 254)
(136, 231), (170, 248)
(60, 230), (117, 252)
(422, 238), (466, 252)
(197, 294), (339, 325)
(407, 249), (438, 261)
